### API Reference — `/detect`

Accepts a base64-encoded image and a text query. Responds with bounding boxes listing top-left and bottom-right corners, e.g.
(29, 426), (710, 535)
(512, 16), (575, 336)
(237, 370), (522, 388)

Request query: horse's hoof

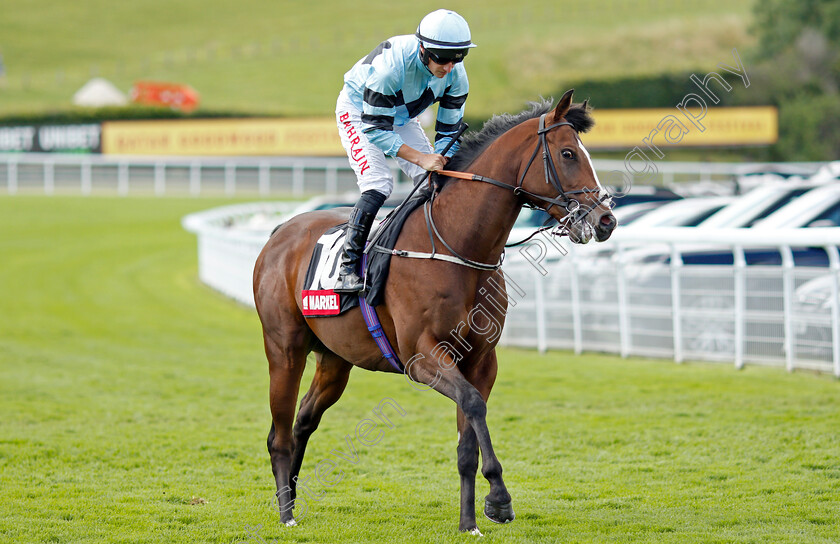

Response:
(484, 499), (515, 524)
(459, 525), (484, 537)
(284, 519), (298, 527)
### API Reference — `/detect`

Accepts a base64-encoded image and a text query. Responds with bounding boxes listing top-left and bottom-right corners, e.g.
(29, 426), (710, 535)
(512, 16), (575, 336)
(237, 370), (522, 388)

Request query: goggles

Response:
(426, 47), (468, 65)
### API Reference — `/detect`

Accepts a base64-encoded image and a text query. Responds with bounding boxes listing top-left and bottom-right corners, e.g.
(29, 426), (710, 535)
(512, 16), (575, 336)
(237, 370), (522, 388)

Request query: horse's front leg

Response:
(463, 357), (514, 526)
(456, 415), (481, 534)
(456, 349), (501, 533)
(407, 338), (513, 532)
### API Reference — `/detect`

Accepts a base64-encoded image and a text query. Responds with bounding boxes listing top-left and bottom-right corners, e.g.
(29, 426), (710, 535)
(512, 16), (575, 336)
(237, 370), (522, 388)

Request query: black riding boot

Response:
(333, 204), (378, 293)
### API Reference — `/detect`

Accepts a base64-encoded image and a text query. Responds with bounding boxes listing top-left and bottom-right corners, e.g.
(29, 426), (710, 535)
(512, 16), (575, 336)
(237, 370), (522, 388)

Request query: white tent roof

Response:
(72, 78), (127, 107)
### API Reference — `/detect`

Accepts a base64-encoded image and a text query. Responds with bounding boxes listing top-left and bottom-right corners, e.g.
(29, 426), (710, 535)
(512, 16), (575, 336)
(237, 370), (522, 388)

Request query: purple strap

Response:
(359, 251), (404, 372)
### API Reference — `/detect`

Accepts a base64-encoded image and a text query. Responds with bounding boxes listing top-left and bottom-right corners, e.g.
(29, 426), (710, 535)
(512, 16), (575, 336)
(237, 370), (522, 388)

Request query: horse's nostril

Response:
(600, 214), (617, 229)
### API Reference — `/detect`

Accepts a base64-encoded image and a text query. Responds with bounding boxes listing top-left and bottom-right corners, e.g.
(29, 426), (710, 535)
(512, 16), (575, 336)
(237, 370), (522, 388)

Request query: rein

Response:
(372, 113), (610, 269)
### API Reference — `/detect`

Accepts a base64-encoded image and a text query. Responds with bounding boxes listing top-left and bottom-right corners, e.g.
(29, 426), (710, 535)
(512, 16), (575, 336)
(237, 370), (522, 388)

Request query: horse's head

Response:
(516, 89), (616, 243)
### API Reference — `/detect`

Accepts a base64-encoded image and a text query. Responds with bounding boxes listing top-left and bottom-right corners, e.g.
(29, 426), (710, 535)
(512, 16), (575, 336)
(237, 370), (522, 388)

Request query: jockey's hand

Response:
(396, 145), (448, 172)
(417, 153), (447, 172)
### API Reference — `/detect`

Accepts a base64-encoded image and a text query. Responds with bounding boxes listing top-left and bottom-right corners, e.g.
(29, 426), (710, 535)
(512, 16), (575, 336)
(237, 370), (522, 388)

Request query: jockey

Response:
(333, 9), (476, 293)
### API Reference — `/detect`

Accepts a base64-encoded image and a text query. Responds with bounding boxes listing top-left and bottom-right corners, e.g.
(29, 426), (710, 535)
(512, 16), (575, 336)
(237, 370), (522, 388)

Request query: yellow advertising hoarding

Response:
(102, 118), (344, 156)
(585, 106), (778, 149)
(101, 106), (778, 156)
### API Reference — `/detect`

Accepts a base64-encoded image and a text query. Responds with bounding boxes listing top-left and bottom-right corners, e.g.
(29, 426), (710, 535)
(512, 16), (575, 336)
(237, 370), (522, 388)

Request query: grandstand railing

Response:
(182, 203), (840, 376)
(0, 153), (397, 196)
(0, 153), (825, 196)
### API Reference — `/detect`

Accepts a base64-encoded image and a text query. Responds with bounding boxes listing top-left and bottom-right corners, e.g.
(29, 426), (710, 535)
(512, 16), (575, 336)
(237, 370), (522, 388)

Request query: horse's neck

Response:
(433, 140), (526, 262)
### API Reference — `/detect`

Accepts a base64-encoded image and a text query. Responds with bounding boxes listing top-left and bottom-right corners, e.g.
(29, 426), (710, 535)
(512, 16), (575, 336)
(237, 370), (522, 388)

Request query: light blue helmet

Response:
(416, 9), (476, 51)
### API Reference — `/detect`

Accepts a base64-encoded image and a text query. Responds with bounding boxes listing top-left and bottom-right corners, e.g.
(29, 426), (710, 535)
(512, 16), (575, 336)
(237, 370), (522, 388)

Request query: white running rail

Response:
(1, 152), (825, 196)
(182, 203), (840, 376)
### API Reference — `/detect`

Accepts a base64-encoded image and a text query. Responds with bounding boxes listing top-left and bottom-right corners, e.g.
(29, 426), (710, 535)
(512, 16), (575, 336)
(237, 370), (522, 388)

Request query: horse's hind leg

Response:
(288, 351), (352, 499)
(264, 329), (309, 526)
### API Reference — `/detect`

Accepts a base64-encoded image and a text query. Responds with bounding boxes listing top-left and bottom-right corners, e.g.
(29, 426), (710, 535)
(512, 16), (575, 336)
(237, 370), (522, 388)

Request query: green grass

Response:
(0, 0), (756, 118)
(2, 195), (839, 543)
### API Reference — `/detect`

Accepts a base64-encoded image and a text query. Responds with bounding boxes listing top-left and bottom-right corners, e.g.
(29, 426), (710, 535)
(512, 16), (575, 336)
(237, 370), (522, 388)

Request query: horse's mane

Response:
(447, 98), (594, 173)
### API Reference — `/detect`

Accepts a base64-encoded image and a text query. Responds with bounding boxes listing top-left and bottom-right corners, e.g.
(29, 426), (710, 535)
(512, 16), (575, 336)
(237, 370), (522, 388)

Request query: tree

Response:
(750, 0), (840, 160)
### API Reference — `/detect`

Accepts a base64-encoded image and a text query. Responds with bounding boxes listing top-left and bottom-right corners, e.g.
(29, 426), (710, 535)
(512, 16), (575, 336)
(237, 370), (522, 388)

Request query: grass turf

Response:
(0, 0), (755, 117)
(1, 195), (838, 543)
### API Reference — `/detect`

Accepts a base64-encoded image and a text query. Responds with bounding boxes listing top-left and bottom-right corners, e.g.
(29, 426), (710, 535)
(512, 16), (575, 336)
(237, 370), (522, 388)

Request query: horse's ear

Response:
(553, 89), (575, 122)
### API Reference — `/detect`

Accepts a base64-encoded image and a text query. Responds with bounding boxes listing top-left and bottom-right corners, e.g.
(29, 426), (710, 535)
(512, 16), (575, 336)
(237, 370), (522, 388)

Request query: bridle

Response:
(435, 113), (610, 216)
(367, 113), (612, 270)
(431, 113), (612, 252)
(518, 113), (609, 214)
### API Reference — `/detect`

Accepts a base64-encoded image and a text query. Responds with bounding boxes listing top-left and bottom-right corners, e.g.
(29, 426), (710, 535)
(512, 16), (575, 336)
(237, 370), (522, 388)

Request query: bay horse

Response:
(253, 89), (617, 534)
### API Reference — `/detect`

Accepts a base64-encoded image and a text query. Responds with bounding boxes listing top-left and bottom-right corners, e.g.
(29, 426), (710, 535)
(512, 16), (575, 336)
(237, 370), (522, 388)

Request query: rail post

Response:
(670, 244), (684, 363)
(733, 245), (746, 369)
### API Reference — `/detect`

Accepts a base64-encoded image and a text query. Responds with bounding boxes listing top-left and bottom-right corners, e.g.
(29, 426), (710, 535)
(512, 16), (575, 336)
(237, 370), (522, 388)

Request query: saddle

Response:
(301, 185), (431, 317)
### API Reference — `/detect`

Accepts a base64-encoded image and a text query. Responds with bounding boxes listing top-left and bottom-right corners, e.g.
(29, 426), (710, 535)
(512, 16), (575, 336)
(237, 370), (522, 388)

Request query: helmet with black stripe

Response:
(416, 9), (476, 65)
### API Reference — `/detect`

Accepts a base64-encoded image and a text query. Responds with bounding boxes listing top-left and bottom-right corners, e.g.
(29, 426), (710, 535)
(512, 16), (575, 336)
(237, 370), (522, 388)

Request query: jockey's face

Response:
(427, 57), (456, 78)
(421, 46), (459, 78)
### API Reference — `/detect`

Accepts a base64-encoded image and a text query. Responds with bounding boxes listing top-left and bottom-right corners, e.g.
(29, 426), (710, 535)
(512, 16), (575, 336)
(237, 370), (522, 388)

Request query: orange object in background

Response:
(130, 81), (200, 113)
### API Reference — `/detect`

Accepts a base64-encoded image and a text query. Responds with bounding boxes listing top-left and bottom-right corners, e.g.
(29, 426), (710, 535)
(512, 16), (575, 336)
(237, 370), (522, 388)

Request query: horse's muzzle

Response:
(595, 213), (617, 242)
(566, 209), (616, 244)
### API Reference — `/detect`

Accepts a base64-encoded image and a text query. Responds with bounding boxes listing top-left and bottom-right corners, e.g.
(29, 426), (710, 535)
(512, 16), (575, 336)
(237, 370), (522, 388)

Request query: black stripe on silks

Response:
(435, 132), (461, 143)
(404, 88), (437, 118)
(363, 88), (397, 109)
(435, 120), (460, 134)
(361, 114), (394, 131)
(363, 41), (392, 64)
(439, 93), (467, 110)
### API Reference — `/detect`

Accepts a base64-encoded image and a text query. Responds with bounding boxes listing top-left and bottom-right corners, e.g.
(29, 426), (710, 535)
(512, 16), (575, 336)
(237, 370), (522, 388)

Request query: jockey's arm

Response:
(397, 144), (447, 172)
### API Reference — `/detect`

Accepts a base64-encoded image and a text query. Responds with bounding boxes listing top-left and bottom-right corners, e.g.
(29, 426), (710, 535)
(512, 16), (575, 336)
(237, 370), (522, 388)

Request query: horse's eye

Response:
(561, 149), (575, 160)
